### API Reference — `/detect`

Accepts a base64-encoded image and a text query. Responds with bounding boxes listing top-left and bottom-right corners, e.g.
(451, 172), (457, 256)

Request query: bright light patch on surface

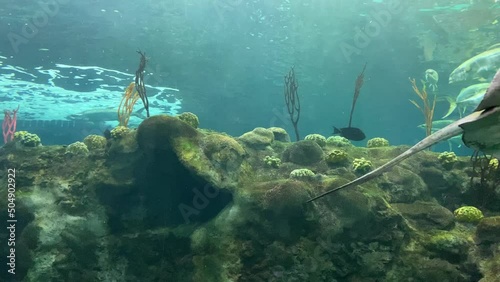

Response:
(0, 58), (182, 127)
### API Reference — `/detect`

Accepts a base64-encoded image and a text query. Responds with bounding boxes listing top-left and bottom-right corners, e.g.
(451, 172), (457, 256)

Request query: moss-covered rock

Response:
(480, 250), (500, 281)
(476, 216), (500, 243)
(83, 135), (107, 151)
(282, 140), (324, 165)
(250, 179), (311, 216)
(137, 115), (199, 151)
(387, 256), (469, 281)
(65, 141), (89, 156)
(425, 231), (471, 260)
(238, 127), (274, 149)
(177, 112), (200, 128)
(201, 133), (246, 174)
(0, 111), (495, 282)
(268, 127), (290, 142)
(379, 166), (428, 203)
(393, 201), (455, 230)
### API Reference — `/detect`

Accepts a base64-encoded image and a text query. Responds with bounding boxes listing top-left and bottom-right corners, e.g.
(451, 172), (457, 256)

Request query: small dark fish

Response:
(333, 126), (366, 141)
(103, 129), (112, 140)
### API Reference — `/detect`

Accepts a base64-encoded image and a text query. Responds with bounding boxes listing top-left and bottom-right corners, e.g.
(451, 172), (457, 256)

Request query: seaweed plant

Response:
(135, 50), (150, 117)
(409, 78), (436, 137)
(118, 82), (140, 127)
(469, 152), (500, 210)
(284, 67), (300, 141)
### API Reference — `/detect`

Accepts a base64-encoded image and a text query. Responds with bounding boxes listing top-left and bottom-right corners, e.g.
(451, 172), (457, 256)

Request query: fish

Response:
(449, 47), (500, 84)
(333, 63), (368, 142)
(418, 120), (456, 131)
(424, 69), (439, 92)
(67, 108), (145, 123)
(333, 126), (366, 141)
(443, 83), (490, 118)
(308, 68), (500, 202)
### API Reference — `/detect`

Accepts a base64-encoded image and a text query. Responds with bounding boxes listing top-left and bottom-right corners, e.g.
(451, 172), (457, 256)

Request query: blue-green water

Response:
(1, 0), (499, 152)
(3, 1), (500, 281)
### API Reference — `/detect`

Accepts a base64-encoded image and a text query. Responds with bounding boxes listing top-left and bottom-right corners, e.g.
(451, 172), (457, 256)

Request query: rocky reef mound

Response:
(0, 118), (499, 281)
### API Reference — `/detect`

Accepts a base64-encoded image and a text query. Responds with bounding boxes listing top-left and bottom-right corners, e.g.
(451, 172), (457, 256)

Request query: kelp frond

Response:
(118, 82), (140, 127)
(409, 77), (436, 137)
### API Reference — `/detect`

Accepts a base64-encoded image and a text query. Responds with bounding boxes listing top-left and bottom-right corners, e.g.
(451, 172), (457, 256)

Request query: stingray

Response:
(308, 68), (500, 202)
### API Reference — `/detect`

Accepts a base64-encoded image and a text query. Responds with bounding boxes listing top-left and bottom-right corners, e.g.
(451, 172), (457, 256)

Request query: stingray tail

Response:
(307, 114), (479, 202)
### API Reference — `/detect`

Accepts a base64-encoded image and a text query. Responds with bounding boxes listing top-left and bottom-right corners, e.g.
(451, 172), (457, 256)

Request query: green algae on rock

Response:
(282, 140), (324, 165)
(238, 127), (274, 149)
(0, 114), (498, 282)
(65, 141), (89, 157)
(476, 216), (500, 243)
(83, 134), (107, 151)
(177, 112), (200, 128)
(137, 115), (199, 150)
(268, 127), (290, 142)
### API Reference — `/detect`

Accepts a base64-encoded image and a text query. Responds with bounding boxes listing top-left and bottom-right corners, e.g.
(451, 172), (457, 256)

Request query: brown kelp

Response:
(409, 77), (436, 137)
(135, 50), (150, 117)
(348, 63), (367, 129)
(117, 82), (140, 127)
(284, 67), (300, 141)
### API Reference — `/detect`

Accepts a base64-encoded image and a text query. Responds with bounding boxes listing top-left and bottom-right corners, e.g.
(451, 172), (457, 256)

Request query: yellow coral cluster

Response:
(367, 137), (389, 148)
(352, 158), (372, 174)
(110, 126), (130, 139)
(83, 135), (107, 150)
(454, 206), (484, 223)
(326, 149), (348, 166)
(14, 131), (41, 147)
(438, 151), (458, 168)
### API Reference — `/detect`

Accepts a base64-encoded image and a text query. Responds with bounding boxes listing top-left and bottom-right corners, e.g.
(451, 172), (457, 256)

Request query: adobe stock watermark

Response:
(269, 105), (292, 129)
(271, 232), (337, 277)
(339, 0), (406, 63)
(7, 0), (68, 54)
(212, 0), (242, 23)
(148, 61), (170, 87)
(307, 233), (337, 272)
(178, 183), (220, 224)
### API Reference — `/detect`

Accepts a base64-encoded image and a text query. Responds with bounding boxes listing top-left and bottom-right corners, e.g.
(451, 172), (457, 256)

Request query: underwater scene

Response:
(2, 0), (500, 281)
